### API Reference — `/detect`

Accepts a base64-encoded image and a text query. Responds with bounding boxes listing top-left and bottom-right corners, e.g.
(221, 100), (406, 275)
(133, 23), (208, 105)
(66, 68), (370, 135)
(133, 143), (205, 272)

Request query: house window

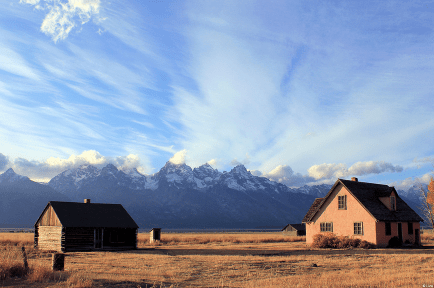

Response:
(408, 222), (413, 235)
(385, 222), (391, 236)
(320, 222), (333, 232)
(354, 222), (363, 235)
(338, 195), (347, 210)
(390, 196), (396, 210)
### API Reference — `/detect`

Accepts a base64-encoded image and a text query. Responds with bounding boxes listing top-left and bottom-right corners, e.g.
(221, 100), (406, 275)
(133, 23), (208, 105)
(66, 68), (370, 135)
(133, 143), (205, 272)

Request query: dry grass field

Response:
(1, 232), (434, 287)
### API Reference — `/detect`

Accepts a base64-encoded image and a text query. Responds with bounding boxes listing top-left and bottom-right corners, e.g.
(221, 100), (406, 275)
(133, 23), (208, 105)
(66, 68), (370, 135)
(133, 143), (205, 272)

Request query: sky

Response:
(0, 0), (433, 189)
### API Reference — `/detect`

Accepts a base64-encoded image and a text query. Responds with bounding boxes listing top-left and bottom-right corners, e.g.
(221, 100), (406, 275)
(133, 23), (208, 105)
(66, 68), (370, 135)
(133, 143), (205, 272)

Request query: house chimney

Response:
(84, 199), (91, 204)
(351, 177), (358, 182)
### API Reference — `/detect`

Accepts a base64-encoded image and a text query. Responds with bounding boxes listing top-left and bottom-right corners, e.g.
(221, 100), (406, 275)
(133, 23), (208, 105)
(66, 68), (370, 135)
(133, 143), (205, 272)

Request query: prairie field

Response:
(1, 232), (434, 287)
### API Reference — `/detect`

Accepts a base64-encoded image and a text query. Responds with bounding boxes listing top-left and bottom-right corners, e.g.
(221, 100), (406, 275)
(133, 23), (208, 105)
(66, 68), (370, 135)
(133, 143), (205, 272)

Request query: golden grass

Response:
(138, 232), (305, 247)
(1, 232), (433, 287)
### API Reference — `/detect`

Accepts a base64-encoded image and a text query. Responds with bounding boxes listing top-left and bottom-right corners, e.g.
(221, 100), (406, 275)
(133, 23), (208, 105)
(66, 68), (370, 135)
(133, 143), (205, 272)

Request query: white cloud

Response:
(22, 0), (101, 42)
(8, 150), (147, 182)
(391, 173), (434, 191)
(308, 161), (404, 180)
(263, 165), (315, 187)
(0, 153), (9, 171)
(169, 149), (187, 165)
(207, 159), (218, 167)
(308, 163), (347, 180)
(20, 0), (40, 5)
(348, 161), (403, 176)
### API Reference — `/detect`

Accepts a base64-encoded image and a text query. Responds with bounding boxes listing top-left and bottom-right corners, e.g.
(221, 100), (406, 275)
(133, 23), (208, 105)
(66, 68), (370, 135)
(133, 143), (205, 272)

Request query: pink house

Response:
(302, 178), (423, 247)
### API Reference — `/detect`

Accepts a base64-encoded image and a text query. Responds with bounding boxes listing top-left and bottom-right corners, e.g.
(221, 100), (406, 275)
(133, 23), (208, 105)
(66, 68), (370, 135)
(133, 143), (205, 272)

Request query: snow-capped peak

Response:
(0, 168), (30, 183)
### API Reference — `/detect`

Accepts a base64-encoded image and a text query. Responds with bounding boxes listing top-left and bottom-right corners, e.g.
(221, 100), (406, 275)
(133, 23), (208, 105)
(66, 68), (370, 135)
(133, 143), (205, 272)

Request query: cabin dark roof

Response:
(303, 179), (423, 223)
(38, 201), (139, 228)
(282, 223), (306, 231)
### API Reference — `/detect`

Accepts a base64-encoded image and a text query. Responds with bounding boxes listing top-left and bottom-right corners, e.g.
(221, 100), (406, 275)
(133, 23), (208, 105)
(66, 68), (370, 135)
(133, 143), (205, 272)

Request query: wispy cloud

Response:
(169, 0), (434, 175)
(21, 0), (101, 42)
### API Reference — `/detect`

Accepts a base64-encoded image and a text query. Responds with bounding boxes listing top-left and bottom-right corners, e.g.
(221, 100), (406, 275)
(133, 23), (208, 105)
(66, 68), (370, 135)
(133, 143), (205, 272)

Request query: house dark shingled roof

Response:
(302, 198), (324, 223)
(41, 201), (139, 228)
(303, 179), (423, 223)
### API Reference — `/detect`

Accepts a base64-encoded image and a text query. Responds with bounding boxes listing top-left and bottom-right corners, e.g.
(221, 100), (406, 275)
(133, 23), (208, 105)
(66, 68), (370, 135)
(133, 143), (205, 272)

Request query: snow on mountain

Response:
(48, 164), (101, 193)
(47, 161), (302, 195)
(0, 168), (30, 184)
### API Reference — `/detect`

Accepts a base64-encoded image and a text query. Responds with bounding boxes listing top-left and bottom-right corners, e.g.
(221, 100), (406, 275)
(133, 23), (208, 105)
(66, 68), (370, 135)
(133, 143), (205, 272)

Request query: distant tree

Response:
(418, 177), (434, 229)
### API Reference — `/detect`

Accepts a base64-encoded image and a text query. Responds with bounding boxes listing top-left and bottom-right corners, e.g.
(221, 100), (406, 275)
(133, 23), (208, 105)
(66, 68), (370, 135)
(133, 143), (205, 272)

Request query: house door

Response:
(397, 223), (403, 243)
(94, 228), (103, 249)
(415, 229), (420, 245)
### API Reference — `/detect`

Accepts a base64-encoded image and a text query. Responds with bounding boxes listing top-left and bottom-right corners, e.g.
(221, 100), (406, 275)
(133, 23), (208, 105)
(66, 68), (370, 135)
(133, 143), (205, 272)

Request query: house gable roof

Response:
(303, 179), (423, 223)
(36, 201), (139, 228)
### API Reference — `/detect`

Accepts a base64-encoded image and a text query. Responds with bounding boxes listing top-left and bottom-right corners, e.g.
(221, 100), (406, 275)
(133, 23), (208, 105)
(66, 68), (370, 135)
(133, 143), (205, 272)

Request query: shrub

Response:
(0, 262), (28, 280)
(312, 233), (375, 249)
(358, 240), (375, 249)
(387, 236), (402, 248)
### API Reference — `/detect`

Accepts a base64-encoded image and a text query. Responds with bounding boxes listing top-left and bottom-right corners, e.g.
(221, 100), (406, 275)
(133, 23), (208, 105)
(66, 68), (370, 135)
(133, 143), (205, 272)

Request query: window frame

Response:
(338, 195), (347, 210)
(354, 222), (363, 235)
(320, 222), (333, 232)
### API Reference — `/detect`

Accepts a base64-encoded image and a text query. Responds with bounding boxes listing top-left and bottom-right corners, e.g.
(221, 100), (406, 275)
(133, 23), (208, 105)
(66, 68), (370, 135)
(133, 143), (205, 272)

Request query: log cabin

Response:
(34, 199), (138, 252)
(303, 178), (423, 247)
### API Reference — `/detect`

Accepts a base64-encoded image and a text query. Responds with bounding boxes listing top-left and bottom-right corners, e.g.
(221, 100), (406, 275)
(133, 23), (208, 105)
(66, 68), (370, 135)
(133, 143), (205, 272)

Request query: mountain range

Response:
(0, 161), (426, 228)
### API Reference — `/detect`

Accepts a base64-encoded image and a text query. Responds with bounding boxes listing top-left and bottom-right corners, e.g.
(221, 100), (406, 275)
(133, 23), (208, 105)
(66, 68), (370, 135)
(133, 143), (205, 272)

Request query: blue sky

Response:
(0, 0), (433, 189)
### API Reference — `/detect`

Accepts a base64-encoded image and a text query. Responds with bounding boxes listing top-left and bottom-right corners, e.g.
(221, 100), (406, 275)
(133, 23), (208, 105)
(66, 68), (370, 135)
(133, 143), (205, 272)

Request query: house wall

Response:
(375, 221), (421, 247)
(306, 184), (377, 244)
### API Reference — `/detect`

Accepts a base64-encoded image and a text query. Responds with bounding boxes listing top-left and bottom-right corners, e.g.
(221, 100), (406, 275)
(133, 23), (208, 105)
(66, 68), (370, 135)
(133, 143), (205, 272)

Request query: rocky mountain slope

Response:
(45, 162), (330, 228)
(0, 168), (69, 227)
(1, 162), (426, 228)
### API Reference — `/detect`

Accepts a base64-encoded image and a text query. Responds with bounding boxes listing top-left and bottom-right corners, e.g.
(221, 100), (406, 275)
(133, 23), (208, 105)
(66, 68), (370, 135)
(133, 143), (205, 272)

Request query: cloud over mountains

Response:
(0, 150), (427, 190)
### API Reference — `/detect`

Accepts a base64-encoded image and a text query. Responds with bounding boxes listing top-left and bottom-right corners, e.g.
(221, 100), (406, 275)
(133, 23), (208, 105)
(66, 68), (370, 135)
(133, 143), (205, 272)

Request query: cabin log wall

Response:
(36, 226), (63, 251)
(63, 227), (95, 252)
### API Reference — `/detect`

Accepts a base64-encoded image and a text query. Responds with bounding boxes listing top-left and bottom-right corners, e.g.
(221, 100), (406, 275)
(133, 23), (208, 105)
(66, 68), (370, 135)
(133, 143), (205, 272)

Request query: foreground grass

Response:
(1, 232), (434, 287)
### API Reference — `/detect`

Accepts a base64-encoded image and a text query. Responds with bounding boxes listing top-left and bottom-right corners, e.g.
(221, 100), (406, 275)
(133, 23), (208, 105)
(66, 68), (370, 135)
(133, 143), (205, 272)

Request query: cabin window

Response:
(320, 222), (333, 232)
(408, 222), (413, 235)
(390, 196), (396, 210)
(354, 222), (363, 235)
(338, 195), (347, 210)
(385, 222), (391, 235)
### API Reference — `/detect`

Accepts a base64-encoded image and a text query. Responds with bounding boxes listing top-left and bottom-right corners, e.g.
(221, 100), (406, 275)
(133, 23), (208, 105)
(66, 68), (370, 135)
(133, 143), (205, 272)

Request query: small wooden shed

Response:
(150, 228), (161, 243)
(281, 224), (306, 236)
(35, 199), (138, 252)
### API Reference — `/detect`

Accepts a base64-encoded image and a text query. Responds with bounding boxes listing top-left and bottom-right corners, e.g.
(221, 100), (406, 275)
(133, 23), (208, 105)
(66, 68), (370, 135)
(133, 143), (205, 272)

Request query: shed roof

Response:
(36, 201), (139, 228)
(303, 179), (423, 223)
(281, 223), (306, 231)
